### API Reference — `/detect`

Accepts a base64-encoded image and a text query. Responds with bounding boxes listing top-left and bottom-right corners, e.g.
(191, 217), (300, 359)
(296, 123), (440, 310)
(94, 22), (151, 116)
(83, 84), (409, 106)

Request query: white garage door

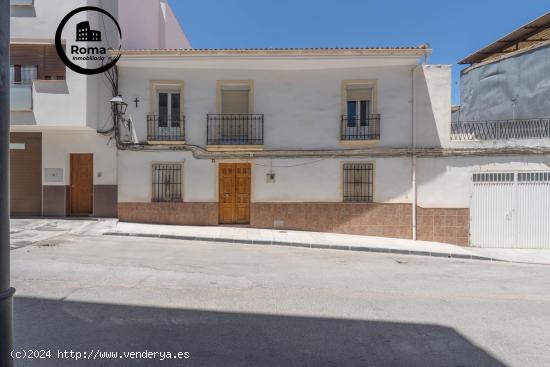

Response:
(471, 171), (550, 248)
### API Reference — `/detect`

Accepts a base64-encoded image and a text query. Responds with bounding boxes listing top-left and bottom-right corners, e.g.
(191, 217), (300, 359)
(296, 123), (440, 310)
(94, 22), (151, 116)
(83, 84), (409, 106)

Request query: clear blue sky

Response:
(170, 1), (549, 104)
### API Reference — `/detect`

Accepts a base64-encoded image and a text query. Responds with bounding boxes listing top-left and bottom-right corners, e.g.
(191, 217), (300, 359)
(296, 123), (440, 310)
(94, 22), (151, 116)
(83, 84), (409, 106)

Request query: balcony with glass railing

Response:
(10, 84), (33, 111)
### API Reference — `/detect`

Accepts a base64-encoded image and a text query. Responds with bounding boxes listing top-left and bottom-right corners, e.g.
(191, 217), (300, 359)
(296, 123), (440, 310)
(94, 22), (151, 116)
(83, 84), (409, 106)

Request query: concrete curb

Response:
(103, 231), (503, 263)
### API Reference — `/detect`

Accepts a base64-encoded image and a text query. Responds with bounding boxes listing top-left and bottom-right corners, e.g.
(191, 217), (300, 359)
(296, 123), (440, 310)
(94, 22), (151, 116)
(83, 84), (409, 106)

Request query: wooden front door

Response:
(70, 154), (93, 216)
(10, 132), (42, 216)
(219, 163), (251, 224)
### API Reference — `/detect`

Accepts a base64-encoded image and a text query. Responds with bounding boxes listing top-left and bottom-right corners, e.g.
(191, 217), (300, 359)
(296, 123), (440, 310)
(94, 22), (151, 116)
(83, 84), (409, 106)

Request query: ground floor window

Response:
(343, 163), (374, 202)
(152, 163), (183, 202)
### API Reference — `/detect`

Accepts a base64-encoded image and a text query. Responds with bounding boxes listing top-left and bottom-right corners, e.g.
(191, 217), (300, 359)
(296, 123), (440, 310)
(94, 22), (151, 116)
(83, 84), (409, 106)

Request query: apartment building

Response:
(9, 0), (189, 217)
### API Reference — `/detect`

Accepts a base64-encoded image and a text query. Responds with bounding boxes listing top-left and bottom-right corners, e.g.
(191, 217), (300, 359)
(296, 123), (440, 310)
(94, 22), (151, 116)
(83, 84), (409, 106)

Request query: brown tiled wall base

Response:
(43, 185), (67, 217)
(251, 203), (413, 239)
(118, 203), (218, 225)
(94, 185), (118, 217)
(416, 207), (470, 246)
(117, 202), (470, 246)
(43, 185), (119, 217)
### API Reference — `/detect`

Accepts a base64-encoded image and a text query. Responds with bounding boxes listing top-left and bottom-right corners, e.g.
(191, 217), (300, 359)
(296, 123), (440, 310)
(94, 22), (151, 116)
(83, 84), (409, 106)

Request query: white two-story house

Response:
(112, 47), (466, 243)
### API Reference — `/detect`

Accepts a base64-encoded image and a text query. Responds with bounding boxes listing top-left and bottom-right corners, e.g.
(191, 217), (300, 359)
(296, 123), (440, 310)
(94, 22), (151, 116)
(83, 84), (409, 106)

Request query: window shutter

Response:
(221, 89), (249, 114)
(346, 87), (372, 101)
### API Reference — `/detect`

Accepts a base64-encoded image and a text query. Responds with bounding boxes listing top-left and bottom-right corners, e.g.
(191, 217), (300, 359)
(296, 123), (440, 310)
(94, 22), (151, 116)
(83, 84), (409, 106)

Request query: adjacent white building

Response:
(9, 0), (189, 217)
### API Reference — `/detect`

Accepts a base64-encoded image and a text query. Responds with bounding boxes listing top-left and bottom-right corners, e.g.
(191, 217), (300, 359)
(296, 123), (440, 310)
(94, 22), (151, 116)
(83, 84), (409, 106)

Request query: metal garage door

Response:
(471, 171), (550, 249)
(10, 132), (42, 216)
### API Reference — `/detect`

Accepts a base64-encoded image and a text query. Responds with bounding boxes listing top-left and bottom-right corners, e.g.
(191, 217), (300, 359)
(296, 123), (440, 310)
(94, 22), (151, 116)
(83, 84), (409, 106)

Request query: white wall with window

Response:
(118, 59), (449, 150)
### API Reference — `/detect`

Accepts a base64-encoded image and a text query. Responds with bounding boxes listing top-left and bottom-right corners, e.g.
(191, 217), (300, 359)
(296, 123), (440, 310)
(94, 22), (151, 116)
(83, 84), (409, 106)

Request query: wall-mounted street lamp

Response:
(110, 95), (128, 117)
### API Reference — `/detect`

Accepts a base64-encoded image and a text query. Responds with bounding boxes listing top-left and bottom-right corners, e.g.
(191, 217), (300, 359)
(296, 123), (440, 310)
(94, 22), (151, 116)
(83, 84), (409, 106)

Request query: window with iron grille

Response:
(343, 163), (374, 202)
(152, 163), (183, 202)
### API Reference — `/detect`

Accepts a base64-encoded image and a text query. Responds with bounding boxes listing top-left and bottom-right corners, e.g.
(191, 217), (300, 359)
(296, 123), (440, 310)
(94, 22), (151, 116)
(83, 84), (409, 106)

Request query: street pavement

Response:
(10, 231), (550, 366)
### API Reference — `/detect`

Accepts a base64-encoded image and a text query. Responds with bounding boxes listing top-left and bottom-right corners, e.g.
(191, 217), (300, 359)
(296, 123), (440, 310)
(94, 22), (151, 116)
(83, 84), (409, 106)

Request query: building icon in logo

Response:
(76, 21), (102, 42)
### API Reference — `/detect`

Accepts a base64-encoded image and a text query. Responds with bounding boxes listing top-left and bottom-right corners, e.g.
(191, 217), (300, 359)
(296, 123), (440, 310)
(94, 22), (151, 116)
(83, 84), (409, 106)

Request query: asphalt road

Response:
(10, 234), (550, 366)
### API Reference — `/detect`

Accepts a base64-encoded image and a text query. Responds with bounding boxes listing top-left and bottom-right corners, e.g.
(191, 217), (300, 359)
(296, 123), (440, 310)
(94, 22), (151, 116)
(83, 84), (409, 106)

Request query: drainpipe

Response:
(0, 0), (15, 365)
(411, 50), (429, 241)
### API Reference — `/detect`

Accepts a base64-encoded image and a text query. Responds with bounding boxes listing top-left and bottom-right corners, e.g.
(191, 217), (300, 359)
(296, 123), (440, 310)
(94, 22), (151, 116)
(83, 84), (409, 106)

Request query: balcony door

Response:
(344, 85), (376, 140)
(219, 85), (251, 143)
(157, 90), (182, 138)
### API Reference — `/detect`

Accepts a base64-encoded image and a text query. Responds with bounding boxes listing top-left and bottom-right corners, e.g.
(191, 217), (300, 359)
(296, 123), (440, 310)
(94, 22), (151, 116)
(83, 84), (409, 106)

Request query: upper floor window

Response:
(147, 81), (185, 142)
(217, 81), (254, 114)
(157, 90), (181, 128)
(10, 64), (37, 85)
(341, 80), (380, 142)
(10, 44), (65, 82)
(344, 83), (375, 127)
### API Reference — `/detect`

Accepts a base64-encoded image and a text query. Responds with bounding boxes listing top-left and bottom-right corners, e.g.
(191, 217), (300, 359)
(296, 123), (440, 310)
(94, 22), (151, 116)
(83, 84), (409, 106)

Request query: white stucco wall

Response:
(118, 150), (215, 202)
(118, 0), (190, 49)
(41, 130), (117, 186)
(415, 65), (452, 148)
(416, 155), (550, 208)
(117, 55), (445, 150)
(117, 151), (412, 204)
(252, 157), (411, 203)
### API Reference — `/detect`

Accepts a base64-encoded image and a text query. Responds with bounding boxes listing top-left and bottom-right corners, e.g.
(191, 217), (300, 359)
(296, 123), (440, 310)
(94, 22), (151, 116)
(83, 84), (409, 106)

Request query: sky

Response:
(170, 1), (550, 104)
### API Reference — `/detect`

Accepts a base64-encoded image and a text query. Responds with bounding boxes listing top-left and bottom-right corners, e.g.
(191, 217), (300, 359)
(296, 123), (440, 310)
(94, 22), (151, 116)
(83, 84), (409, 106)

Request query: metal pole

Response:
(0, 0), (15, 366)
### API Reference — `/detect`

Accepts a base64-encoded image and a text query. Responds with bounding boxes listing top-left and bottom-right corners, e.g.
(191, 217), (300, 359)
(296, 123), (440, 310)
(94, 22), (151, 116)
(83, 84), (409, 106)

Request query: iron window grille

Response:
(451, 118), (550, 140)
(341, 114), (380, 141)
(147, 114), (185, 141)
(343, 163), (374, 202)
(152, 163), (183, 202)
(207, 114), (264, 145)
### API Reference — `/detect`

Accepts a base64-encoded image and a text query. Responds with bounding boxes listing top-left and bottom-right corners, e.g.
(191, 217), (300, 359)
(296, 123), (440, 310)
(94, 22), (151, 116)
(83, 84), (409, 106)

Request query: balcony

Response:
(450, 118), (550, 141)
(207, 114), (264, 149)
(10, 84), (32, 111)
(147, 115), (185, 143)
(340, 115), (380, 142)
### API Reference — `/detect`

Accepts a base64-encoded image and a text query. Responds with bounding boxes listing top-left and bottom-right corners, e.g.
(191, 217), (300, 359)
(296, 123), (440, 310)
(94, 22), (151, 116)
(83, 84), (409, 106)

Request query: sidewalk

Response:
(106, 222), (550, 265)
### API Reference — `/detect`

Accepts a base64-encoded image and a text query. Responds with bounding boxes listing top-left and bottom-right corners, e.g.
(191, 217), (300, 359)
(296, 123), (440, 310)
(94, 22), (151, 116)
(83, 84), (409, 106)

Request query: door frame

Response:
(217, 161), (252, 225)
(69, 153), (94, 216)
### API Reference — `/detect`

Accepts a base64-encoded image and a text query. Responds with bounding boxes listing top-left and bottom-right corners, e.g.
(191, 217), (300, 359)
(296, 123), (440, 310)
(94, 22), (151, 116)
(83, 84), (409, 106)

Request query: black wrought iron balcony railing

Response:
(207, 114), (264, 145)
(450, 118), (550, 141)
(340, 114), (381, 141)
(147, 115), (185, 142)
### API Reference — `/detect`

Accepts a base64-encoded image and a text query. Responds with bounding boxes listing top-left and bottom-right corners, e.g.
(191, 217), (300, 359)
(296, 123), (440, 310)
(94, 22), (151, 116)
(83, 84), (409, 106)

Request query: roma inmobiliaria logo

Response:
(55, 6), (122, 75)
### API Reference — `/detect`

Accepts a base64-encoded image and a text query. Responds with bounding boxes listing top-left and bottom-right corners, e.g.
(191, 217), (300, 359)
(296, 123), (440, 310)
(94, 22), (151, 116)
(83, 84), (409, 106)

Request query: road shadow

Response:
(14, 297), (505, 366)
